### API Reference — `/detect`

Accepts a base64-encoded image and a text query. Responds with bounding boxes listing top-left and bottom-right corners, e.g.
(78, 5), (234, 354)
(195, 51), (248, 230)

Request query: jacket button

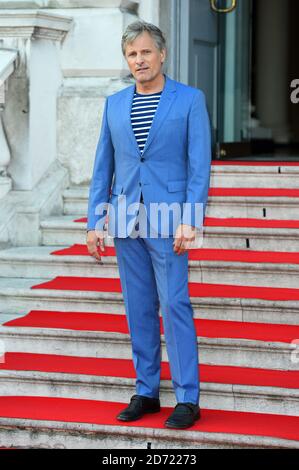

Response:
(140, 157), (145, 162)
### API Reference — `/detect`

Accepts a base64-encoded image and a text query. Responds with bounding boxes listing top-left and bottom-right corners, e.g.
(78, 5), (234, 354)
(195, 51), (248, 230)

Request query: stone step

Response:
(68, 163), (299, 202)
(0, 277), (298, 325)
(0, 321), (296, 371)
(1, 246), (299, 289)
(0, 353), (298, 416)
(40, 215), (299, 252)
(0, 396), (298, 448)
(41, 215), (114, 247)
(210, 162), (299, 188)
(0, 246), (119, 281)
(62, 186), (299, 219)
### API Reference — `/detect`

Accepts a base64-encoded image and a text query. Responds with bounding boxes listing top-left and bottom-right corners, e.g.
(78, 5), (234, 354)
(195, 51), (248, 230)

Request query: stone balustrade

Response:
(0, 10), (73, 191)
(0, 48), (17, 199)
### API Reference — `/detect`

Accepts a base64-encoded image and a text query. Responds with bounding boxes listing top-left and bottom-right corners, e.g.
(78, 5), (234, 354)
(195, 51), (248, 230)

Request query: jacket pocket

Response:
(167, 179), (187, 192)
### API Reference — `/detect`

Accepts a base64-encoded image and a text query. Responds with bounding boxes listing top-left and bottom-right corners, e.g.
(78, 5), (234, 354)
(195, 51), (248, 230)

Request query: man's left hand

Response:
(173, 224), (196, 255)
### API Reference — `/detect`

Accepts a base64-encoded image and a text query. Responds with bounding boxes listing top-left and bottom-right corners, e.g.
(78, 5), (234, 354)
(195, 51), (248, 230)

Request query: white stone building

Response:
(0, 2), (299, 449)
(0, 1), (162, 245)
(1, 0), (298, 246)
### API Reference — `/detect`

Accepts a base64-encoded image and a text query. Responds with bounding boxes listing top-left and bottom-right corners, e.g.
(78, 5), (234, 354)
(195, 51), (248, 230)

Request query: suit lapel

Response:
(121, 74), (177, 157)
(142, 75), (177, 156)
(121, 82), (141, 155)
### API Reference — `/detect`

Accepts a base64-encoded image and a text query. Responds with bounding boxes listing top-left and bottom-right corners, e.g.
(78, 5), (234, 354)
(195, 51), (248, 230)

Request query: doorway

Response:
(217, 0), (299, 160)
(172, 0), (299, 161)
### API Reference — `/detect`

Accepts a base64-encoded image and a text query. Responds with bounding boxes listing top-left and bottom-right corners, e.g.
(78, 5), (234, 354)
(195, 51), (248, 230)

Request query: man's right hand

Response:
(86, 230), (106, 262)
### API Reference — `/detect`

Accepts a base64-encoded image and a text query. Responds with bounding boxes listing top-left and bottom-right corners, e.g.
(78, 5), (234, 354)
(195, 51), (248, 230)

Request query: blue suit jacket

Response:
(87, 73), (212, 237)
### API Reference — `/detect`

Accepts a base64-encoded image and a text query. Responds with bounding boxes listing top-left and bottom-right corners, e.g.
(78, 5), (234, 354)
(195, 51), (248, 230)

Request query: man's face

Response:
(124, 31), (166, 84)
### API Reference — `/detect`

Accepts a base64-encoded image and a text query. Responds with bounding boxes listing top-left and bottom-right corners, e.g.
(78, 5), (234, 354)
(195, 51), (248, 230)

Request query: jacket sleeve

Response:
(181, 89), (212, 229)
(87, 96), (114, 231)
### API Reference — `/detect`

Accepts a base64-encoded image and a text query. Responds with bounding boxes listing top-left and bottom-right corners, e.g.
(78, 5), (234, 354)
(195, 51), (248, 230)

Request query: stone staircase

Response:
(0, 161), (299, 449)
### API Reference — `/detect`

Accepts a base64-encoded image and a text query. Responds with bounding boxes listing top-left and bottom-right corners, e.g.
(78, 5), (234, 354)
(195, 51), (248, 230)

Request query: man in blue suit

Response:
(87, 20), (211, 429)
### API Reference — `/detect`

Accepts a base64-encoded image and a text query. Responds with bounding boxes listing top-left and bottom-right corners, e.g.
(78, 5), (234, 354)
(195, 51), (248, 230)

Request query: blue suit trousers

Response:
(113, 206), (200, 405)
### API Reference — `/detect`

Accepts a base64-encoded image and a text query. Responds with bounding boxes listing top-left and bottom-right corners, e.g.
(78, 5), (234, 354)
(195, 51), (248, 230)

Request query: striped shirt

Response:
(131, 90), (162, 154)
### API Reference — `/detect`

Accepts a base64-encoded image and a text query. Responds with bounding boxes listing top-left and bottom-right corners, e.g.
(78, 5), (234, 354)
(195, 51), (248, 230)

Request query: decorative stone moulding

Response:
(0, 1), (45, 7)
(0, 1), (139, 9)
(0, 10), (73, 41)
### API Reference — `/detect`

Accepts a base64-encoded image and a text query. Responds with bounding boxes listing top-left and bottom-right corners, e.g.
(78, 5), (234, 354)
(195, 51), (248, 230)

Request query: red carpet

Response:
(0, 396), (298, 442)
(4, 310), (299, 344)
(51, 244), (299, 264)
(51, 245), (116, 257)
(209, 188), (299, 197)
(30, 276), (299, 301)
(31, 276), (122, 293)
(74, 216), (299, 228)
(204, 217), (299, 229)
(211, 161), (299, 166)
(1, 353), (298, 389)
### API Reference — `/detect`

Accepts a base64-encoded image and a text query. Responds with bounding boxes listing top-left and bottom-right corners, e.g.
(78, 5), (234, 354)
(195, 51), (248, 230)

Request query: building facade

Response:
(0, 0), (298, 243)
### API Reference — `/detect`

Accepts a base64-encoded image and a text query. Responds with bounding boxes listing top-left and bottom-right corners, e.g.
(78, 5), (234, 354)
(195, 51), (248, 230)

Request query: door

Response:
(216, 0), (253, 158)
(177, 0), (218, 148)
(177, 0), (253, 159)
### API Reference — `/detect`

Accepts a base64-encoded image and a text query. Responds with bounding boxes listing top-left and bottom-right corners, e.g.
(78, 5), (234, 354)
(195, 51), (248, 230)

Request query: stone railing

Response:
(0, 48), (18, 199)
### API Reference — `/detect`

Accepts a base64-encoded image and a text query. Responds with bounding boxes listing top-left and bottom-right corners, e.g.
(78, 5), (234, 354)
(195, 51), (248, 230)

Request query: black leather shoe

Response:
(164, 403), (200, 429)
(116, 394), (161, 422)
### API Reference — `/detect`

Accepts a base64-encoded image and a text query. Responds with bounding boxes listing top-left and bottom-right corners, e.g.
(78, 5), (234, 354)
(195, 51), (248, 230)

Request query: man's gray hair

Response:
(121, 20), (166, 56)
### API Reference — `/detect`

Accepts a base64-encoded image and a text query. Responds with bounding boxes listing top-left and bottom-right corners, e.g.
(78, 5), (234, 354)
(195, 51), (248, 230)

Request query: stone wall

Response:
(0, 0), (160, 186)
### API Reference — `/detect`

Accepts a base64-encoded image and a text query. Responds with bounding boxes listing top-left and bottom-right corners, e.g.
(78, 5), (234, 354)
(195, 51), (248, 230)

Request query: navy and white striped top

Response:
(131, 90), (162, 154)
